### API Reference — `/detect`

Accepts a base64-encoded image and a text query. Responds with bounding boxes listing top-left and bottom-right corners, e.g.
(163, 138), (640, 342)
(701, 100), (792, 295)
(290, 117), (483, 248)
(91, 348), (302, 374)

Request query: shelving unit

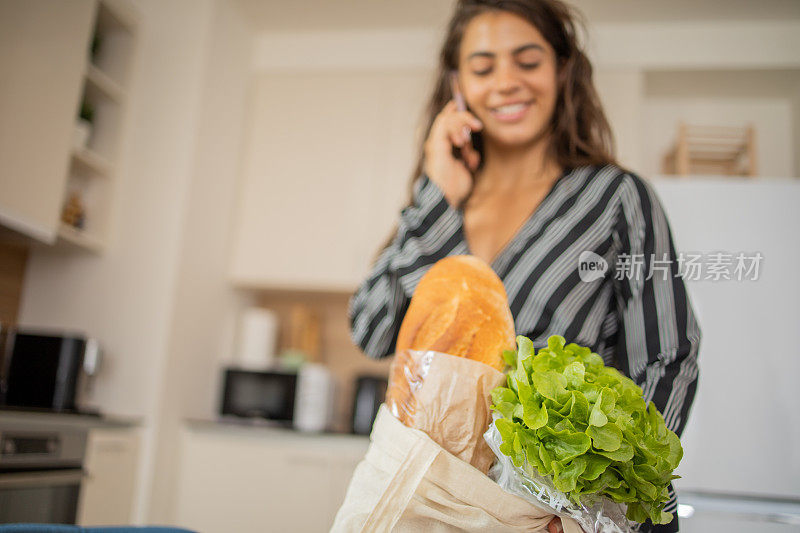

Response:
(58, 0), (138, 252)
(57, 222), (105, 253)
(85, 64), (125, 103)
(662, 122), (758, 177)
(639, 68), (798, 180)
(72, 146), (113, 178)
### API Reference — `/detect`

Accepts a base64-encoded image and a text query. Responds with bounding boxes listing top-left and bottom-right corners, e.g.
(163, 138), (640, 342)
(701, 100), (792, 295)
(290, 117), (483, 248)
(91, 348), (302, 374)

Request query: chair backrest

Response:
(0, 525), (198, 533)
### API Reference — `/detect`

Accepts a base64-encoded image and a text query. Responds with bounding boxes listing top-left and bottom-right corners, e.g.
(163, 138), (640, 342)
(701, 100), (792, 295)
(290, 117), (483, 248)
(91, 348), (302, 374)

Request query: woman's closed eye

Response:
(472, 62), (540, 76)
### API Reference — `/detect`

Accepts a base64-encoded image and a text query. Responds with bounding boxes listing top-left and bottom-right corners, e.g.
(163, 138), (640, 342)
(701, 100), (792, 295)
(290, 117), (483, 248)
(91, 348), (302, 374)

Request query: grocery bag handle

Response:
(360, 436), (441, 531)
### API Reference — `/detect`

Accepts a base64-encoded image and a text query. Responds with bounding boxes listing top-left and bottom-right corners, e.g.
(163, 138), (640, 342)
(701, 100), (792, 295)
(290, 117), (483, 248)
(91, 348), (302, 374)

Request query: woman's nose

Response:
(494, 62), (521, 93)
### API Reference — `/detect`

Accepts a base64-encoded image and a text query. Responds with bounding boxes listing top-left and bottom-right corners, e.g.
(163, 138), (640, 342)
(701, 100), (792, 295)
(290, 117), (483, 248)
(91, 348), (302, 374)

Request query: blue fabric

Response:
(0, 526), (197, 533)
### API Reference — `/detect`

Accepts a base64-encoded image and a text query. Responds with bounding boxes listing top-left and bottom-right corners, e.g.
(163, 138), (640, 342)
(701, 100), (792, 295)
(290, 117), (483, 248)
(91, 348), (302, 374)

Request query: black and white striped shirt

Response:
(349, 163), (701, 530)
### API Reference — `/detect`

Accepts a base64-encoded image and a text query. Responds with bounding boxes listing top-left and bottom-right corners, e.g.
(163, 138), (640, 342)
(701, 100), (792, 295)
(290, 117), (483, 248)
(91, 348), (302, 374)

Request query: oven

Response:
(0, 423), (87, 524)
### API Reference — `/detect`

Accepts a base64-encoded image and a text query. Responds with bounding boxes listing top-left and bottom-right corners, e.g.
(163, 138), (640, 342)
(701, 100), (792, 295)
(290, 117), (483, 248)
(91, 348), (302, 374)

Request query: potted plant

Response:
(73, 100), (94, 149)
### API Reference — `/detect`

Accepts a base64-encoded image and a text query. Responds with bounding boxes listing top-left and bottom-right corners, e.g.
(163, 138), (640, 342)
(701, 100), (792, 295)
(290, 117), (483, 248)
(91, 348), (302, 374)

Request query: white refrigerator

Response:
(651, 177), (800, 532)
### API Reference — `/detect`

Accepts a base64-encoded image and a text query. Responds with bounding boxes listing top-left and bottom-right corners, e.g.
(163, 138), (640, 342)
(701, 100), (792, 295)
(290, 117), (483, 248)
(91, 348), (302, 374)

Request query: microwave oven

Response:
(0, 327), (101, 413)
(219, 364), (334, 432)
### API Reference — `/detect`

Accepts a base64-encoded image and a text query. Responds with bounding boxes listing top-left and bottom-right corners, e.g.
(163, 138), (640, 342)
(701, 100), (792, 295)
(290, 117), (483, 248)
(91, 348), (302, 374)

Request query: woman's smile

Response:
(489, 100), (535, 122)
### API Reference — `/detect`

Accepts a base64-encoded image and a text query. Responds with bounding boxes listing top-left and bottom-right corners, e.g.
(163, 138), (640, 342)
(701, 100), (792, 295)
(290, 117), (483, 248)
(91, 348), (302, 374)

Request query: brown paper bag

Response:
(331, 405), (583, 532)
(386, 350), (507, 473)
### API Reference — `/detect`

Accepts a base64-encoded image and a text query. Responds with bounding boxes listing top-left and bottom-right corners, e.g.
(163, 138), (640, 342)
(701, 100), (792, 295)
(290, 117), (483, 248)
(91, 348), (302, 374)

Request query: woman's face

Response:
(457, 10), (560, 150)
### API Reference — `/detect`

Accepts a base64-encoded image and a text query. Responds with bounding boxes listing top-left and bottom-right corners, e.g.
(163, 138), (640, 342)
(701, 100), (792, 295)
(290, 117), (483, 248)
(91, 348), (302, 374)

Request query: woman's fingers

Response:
(461, 139), (480, 171)
(447, 116), (481, 147)
(447, 127), (467, 148)
(422, 99), (482, 206)
(434, 100), (482, 142)
(458, 111), (483, 131)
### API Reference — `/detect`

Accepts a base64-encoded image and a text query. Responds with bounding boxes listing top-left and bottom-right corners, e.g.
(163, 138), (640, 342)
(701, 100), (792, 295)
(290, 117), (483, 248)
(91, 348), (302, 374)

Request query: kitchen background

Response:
(0, 0), (798, 531)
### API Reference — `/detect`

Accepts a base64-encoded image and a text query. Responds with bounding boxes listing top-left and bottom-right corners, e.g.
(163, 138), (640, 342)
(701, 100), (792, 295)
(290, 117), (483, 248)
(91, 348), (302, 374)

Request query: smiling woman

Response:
(459, 14), (559, 149)
(348, 1), (701, 532)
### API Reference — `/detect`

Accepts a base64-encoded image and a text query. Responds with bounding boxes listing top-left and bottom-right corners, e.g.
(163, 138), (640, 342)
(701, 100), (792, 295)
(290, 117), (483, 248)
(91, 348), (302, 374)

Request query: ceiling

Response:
(233, 0), (800, 32)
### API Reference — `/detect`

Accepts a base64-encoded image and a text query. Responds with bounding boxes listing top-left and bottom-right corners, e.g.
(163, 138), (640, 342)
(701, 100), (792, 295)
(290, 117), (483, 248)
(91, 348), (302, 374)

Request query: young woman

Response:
(349, 1), (701, 531)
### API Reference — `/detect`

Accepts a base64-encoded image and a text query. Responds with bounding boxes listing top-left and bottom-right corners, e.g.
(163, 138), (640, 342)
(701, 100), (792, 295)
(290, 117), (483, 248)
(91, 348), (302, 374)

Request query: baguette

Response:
(387, 255), (516, 425)
(396, 255), (515, 370)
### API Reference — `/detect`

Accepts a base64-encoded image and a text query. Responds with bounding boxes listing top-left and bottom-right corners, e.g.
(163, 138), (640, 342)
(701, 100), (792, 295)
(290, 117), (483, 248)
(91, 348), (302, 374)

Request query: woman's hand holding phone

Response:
(422, 96), (483, 209)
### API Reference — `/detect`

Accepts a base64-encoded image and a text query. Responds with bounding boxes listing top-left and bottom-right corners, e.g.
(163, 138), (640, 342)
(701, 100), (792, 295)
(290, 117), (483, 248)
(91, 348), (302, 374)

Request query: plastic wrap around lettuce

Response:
(490, 335), (683, 526)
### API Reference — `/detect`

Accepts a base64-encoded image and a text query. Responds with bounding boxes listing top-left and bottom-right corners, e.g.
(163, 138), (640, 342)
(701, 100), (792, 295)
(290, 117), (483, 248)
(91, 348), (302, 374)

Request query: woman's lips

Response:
(489, 101), (533, 122)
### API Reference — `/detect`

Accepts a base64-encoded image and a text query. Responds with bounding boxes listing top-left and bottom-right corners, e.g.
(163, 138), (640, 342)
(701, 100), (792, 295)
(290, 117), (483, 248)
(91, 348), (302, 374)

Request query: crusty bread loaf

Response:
(386, 255), (516, 426)
(396, 255), (515, 370)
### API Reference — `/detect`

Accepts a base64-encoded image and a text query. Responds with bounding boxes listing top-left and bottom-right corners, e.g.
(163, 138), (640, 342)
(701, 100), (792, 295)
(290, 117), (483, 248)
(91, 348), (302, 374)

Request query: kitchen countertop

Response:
(0, 406), (142, 430)
(185, 416), (371, 442)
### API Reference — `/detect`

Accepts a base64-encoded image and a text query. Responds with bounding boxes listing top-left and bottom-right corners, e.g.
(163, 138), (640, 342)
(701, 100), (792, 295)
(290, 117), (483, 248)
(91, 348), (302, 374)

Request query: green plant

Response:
(80, 100), (95, 124)
(90, 33), (102, 61)
(491, 335), (682, 525)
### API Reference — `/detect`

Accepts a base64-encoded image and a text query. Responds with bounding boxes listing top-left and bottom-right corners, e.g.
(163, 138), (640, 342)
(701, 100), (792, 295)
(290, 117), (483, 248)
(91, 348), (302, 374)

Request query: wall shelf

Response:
(60, 0), (138, 252)
(72, 146), (113, 178)
(85, 64), (125, 103)
(57, 223), (105, 253)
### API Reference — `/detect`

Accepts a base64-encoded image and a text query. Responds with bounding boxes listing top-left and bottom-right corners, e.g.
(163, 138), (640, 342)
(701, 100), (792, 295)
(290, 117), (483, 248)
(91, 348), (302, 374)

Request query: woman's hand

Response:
(422, 100), (483, 208)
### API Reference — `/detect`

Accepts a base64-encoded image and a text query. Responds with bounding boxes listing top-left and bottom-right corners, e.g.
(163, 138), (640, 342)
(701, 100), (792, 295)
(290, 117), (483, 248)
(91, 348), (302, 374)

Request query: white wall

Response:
(19, 0), (208, 419)
(18, 0), (253, 524)
(146, 0), (255, 523)
(588, 21), (800, 70)
(250, 20), (800, 181)
(593, 69), (644, 172)
(641, 98), (794, 178)
(639, 69), (800, 178)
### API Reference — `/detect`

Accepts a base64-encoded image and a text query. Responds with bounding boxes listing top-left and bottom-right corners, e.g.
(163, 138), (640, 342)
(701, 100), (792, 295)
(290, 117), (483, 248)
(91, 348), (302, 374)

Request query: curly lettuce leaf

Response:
(490, 335), (683, 525)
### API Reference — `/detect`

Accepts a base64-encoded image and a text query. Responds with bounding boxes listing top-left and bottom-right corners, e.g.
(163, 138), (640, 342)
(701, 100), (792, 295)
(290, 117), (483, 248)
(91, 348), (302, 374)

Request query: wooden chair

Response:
(662, 122), (757, 177)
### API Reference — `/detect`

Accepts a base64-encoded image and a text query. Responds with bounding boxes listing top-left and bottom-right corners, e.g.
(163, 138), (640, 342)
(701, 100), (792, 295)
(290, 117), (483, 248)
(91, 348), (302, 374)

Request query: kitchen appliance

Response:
(235, 307), (279, 370)
(652, 179), (800, 530)
(220, 364), (334, 431)
(351, 375), (387, 435)
(0, 419), (88, 524)
(220, 368), (297, 423)
(0, 328), (101, 413)
(293, 363), (335, 433)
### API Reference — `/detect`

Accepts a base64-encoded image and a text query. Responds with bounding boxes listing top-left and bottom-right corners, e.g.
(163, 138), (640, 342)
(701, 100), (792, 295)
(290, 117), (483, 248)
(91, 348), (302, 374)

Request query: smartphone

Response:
(449, 71), (483, 167)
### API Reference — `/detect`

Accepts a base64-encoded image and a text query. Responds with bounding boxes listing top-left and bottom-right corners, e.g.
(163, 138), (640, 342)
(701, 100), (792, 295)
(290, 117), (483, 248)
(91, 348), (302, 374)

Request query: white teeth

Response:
(493, 103), (527, 114)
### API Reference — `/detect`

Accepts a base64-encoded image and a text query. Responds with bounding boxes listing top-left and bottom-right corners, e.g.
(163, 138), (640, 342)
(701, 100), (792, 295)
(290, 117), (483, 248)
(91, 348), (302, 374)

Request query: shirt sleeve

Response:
(607, 174), (700, 533)
(610, 173), (701, 438)
(348, 174), (461, 358)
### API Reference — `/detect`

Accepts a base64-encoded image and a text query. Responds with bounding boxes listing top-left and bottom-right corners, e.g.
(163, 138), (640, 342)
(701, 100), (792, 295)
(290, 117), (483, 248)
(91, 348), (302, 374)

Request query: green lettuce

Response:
(490, 335), (682, 525)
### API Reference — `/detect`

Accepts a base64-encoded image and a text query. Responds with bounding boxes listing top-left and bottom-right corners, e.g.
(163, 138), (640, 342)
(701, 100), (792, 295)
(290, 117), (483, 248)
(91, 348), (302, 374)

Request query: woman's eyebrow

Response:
(466, 43), (544, 60)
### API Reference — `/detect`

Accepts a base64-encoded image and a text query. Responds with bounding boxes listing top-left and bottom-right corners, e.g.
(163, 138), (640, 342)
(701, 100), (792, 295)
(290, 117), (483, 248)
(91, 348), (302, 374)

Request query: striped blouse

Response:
(349, 163), (701, 530)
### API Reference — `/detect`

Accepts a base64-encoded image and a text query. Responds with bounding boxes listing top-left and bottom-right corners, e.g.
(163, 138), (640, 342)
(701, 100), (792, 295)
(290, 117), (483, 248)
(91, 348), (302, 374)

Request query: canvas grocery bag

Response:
(331, 405), (583, 532)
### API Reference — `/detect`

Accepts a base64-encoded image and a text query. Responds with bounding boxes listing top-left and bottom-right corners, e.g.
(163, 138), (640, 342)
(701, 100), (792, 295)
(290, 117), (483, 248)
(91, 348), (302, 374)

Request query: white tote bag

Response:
(331, 405), (583, 533)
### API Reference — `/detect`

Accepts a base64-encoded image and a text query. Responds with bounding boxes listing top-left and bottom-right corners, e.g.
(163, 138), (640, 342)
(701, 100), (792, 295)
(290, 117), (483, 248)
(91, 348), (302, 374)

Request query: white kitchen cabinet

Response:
(174, 422), (369, 533)
(229, 69), (432, 291)
(0, 0), (138, 251)
(77, 426), (141, 526)
(0, 0), (95, 243)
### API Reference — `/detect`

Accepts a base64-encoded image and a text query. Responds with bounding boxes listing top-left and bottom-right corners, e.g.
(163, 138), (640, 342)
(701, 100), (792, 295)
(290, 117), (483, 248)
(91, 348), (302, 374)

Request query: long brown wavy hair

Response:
(378, 0), (620, 256)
